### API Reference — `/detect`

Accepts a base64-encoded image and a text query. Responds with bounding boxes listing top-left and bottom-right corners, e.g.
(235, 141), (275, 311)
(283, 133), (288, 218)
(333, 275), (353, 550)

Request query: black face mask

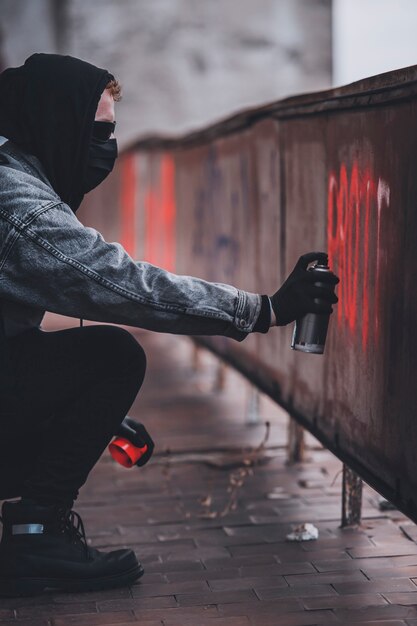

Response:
(0, 54), (115, 212)
(84, 137), (118, 193)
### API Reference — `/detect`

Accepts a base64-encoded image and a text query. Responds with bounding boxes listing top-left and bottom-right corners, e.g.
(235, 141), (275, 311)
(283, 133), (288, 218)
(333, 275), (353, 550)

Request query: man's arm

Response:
(0, 201), (261, 341)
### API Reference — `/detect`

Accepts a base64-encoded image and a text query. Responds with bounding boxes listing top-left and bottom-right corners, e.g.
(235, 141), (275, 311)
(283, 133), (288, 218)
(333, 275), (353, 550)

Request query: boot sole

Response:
(0, 563), (144, 597)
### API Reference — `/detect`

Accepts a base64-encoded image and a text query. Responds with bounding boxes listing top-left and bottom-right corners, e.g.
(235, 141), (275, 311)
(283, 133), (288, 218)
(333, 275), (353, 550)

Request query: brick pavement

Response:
(2, 323), (417, 625)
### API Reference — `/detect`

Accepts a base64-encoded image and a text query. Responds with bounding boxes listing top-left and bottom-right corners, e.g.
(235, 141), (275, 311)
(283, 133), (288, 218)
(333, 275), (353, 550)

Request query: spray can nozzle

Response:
(108, 438), (148, 468)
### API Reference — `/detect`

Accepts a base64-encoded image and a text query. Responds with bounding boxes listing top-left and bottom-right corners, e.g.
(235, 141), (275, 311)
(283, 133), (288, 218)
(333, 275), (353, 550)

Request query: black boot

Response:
(0, 500), (144, 596)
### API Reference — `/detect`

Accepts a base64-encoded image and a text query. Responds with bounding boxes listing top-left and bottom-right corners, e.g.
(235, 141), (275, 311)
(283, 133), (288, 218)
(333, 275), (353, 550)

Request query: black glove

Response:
(118, 416), (155, 467)
(270, 252), (339, 326)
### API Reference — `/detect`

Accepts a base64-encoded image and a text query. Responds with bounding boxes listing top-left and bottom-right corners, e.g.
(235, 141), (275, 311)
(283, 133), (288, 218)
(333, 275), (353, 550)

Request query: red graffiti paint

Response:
(145, 154), (176, 272)
(120, 152), (137, 258)
(327, 161), (389, 349)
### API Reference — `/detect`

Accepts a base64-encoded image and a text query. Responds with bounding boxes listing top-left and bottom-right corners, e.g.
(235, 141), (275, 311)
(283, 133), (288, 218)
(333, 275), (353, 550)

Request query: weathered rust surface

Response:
(79, 65), (417, 521)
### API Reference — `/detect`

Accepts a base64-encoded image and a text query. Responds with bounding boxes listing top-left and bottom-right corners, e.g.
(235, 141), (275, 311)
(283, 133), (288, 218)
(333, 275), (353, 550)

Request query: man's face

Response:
(95, 88), (115, 137)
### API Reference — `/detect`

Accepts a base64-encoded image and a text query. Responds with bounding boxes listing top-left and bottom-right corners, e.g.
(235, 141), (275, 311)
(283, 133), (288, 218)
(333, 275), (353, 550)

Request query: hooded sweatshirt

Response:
(0, 53), (113, 212)
(0, 54), (263, 341)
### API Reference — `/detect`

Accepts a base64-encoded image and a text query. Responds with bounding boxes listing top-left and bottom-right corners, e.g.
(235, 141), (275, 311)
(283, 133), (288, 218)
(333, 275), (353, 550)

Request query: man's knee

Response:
(89, 325), (146, 379)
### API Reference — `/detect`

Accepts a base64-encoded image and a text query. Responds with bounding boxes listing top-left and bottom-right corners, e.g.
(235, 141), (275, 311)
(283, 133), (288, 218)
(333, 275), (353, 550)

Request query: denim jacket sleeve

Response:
(0, 199), (262, 341)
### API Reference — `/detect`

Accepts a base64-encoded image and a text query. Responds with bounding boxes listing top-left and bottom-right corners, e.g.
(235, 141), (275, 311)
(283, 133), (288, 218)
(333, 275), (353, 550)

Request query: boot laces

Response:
(60, 509), (89, 556)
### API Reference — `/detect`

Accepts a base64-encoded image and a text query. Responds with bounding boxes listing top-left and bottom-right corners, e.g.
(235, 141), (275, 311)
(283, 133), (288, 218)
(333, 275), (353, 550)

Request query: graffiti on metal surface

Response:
(145, 154), (176, 272)
(214, 234), (240, 280)
(192, 147), (241, 281)
(327, 161), (390, 348)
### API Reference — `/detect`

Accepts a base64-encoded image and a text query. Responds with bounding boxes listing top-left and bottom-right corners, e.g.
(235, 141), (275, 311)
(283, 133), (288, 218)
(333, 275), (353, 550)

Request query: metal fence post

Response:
(341, 464), (363, 527)
(212, 360), (226, 392)
(192, 343), (201, 372)
(245, 386), (261, 425)
(287, 418), (305, 463)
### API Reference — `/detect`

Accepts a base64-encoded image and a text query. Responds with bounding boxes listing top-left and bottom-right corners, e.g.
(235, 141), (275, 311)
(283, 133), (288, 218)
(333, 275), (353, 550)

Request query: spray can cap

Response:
(108, 437), (148, 468)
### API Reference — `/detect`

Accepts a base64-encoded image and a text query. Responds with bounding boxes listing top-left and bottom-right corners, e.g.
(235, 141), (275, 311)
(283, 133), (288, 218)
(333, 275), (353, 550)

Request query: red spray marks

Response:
(327, 161), (390, 349)
(120, 152), (137, 258)
(145, 154), (176, 272)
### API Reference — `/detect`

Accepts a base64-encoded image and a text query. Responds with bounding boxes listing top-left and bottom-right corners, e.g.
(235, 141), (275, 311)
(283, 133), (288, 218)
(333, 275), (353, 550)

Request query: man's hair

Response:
(106, 79), (122, 101)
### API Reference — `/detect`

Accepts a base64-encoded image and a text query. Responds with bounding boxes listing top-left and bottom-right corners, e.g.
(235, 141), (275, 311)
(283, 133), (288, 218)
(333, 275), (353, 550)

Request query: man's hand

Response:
(121, 416), (155, 467)
(270, 252), (339, 326)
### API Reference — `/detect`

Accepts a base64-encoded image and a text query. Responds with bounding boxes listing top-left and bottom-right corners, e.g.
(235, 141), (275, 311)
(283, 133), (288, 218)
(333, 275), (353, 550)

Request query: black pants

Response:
(0, 325), (146, 506)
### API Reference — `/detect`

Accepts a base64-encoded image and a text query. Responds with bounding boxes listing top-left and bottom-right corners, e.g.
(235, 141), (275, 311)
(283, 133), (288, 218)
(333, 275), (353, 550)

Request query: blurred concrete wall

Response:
(1, 0), (332, 147)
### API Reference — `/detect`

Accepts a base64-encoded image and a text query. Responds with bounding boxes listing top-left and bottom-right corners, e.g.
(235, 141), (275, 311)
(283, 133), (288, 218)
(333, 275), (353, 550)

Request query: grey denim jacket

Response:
(0, 141), (261, 340)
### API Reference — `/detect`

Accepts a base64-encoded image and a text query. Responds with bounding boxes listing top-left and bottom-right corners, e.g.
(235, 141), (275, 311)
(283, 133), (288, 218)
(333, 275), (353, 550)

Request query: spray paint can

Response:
(291, 262), (335, 354)
(108, 417), (151, 468)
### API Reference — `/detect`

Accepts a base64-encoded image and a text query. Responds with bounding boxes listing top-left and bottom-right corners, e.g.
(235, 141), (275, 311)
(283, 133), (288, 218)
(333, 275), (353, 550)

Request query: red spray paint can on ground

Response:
(291, 261), (336, 354)
(108, 416), (154, 468)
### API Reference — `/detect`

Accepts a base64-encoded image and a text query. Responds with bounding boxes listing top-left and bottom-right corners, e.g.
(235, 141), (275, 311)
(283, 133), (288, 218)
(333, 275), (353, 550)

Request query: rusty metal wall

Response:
(79, 67), (417, 521)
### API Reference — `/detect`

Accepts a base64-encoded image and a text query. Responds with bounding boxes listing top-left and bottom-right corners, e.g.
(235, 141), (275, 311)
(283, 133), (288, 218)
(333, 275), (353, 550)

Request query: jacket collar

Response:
(0, 141), (52, 188)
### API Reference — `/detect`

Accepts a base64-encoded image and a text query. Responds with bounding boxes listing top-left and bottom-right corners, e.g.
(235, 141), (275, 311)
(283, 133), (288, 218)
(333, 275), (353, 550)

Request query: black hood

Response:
(0, 53), (113, 212)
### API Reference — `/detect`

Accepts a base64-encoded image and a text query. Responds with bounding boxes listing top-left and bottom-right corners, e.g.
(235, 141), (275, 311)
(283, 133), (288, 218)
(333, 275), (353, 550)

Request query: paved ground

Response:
(2, 324), (417, 625)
